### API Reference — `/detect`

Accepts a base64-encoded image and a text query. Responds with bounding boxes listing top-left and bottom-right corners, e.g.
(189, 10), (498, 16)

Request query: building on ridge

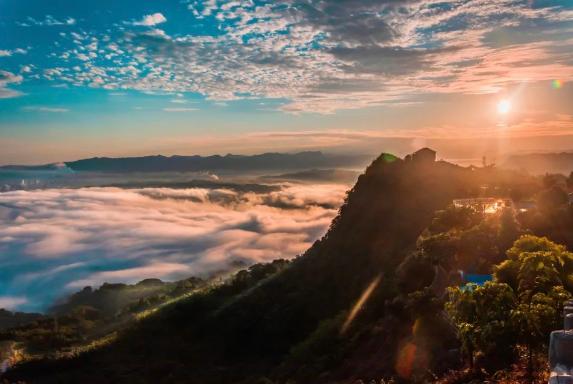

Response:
(411, 147), (436, 164)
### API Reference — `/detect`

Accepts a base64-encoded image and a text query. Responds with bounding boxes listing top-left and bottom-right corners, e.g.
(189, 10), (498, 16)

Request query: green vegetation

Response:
(0, 276), (207, 357)
(0, 309), (43, 331)
(3, 153), (573, 383)
(447, 235), (573, 380)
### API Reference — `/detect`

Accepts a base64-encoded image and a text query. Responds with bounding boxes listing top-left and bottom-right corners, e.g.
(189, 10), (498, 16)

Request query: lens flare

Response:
(340, 275), (382, 334)
(395, 343), (417, 379)
(395, 342), (429, 379)
(552, 79), (563, 89)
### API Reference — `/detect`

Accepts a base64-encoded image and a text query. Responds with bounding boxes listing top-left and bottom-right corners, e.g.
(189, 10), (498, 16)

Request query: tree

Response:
(494, 236), (573, 380)
(498, 207), (522, 253)
(457, 222), (499, 272)
(501, 235), (573, 294)
(446, 282), (517, 370)
(517, 252), (562, 294)
(396, 253), (435, 293)
(419, 232), (458, 269)
(494, 259), (520, 291)
(449, 236), (573, 377)
(542, 174), (565, 189)
(505, 235), (564, 260)
(538, 185), (568, 212)
(511, 289), (571, 381)
(428, 206), (481, 234)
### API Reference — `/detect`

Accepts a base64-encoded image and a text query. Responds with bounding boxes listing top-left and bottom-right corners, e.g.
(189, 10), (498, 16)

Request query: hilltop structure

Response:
(548, 301), (573, 383)
(413, 147), (437, 163)
(405, 147), (437, 164)
(453, 197), (513, 214)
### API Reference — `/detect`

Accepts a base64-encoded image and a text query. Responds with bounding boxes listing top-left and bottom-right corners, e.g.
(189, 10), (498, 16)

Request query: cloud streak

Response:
(0, 70), (23, 99)
(22, 106), (69, 113)
(0, 297), (28, 311)
(0, 48), (26, 57)
(162, 107), (199, 112)
(17, 15), (76, 27)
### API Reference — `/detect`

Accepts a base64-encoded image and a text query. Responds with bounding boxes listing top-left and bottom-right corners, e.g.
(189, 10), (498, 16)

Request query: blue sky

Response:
(1, 0), (573, 164)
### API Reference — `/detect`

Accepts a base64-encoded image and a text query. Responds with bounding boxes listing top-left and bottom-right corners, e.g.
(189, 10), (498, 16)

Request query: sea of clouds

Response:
(0, 183), (348, 312)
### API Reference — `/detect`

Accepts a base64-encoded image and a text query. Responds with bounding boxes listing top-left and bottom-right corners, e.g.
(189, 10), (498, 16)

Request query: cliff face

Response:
(5, 152), (493, 383)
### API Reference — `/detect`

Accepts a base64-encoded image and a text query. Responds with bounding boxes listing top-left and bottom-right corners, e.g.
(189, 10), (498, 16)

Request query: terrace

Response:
(452, 197), (513, 214)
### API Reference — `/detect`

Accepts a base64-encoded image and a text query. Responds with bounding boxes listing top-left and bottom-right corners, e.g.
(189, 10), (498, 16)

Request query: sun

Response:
(497, 99), (511, 114)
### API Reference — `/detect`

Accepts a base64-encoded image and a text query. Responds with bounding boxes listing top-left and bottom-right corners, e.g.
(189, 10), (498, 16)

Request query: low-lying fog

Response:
(0, 170), (353, 312)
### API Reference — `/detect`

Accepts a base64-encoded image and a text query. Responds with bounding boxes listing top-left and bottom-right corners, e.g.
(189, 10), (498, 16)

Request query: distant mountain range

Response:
(261, 168), (360, 183)
(1, 152), (370, 173)
(503, 152), (573, 174)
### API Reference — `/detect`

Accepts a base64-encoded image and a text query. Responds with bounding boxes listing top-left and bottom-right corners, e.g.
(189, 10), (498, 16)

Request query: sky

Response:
(1, 0), (573, 164)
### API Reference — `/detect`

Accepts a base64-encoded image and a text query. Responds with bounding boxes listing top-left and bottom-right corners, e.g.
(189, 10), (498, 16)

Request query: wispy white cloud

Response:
(0, 297), (28, 310)
(0, 70), (23, 99)
(17, 15), (76, 27)
(163, 107), (199, 112)
(131, 12), (167, 26)
(22, 106), (69, 113)
(188, 0), (220, 18)
(170, 98), (190, 104)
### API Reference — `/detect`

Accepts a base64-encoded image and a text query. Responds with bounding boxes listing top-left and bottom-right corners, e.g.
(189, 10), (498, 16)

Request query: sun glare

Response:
(497, 99), (511, 114)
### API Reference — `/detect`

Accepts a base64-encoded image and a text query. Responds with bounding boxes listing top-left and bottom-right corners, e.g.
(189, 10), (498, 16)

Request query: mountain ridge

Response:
(3, 150), (543, 383)
(0, 152), (370, 173)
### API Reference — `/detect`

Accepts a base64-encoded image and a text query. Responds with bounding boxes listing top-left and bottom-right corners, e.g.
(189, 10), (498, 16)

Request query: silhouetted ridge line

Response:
(63, 152), (369, 172)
